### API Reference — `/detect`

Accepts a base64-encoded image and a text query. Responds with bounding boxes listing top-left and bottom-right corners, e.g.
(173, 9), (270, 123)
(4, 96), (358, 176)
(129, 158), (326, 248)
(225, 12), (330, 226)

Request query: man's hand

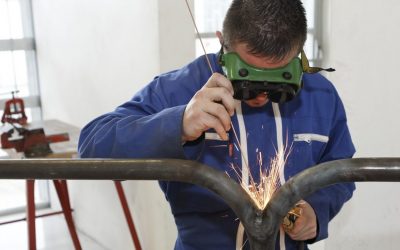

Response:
(182, 73), (235, 142)
(284, 200), (317, 241)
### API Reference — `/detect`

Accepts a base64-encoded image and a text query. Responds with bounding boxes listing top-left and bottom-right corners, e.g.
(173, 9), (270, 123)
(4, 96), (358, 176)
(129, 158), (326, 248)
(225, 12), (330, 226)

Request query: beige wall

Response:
(322, 1), (400, 249)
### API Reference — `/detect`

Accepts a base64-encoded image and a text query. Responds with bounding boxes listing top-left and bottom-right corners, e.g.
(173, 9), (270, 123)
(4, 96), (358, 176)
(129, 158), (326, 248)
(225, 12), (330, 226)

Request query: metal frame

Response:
(1, 158), (400, 249)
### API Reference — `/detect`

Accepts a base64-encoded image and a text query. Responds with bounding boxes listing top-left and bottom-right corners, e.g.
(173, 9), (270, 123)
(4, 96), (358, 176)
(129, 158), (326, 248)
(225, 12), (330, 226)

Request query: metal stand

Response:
(25, 180), (81, 250)
(114, 181), (142, 250)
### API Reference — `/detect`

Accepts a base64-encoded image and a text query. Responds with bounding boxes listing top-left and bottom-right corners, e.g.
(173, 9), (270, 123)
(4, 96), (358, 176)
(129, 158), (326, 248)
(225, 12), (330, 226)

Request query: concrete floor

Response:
(0, 181), (325, 250)
(0, 214), (107, 250)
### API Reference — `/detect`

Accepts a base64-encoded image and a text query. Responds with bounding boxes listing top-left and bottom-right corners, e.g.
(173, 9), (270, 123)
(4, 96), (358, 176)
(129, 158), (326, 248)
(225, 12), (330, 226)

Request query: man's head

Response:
(222, 0), (307, 61)
(217, 0), (307, 107)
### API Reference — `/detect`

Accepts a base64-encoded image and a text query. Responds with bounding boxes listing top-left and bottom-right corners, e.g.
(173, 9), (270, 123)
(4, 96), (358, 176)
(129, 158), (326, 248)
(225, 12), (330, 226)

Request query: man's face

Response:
(232, 43), (298, 108)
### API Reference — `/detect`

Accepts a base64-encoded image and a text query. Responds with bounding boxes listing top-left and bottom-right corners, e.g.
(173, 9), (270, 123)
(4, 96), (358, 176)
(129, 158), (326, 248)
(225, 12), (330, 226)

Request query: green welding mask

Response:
(219, 48), (334, 103)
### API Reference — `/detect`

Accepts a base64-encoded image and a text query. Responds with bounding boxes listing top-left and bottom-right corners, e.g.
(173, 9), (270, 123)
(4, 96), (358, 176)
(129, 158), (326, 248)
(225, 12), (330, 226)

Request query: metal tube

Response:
(258, 158), (400, 249)
(0, 158), (258, 238)
(1, 158), (400, 250)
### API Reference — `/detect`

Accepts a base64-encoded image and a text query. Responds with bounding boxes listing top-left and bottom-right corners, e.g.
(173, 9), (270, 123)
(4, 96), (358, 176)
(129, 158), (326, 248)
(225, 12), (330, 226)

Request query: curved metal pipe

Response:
(255, 158), (400, 250)
(0, 158), (259, 236)
(1, 158), (400, 250)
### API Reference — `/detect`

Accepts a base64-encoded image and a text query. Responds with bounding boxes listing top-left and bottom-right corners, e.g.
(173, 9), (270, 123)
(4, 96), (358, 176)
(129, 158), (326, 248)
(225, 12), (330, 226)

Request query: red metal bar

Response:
(60, 180), (72, 209)
(46, 133), (69, 143)
(114, 181), (142, 250)
(53, 180), (82, 250)
(26, 180), (36, 250)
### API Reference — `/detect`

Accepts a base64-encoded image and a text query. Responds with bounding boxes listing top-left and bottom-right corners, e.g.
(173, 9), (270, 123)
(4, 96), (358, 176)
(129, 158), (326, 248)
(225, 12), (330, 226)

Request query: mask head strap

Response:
(301, 50), (335, 73)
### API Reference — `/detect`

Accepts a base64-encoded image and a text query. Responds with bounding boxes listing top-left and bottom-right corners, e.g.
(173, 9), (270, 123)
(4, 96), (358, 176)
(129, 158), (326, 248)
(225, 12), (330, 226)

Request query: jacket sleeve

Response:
(304, 90), (356, 242)
(78, 80), (188, 159)
(78, 55), (215, 160)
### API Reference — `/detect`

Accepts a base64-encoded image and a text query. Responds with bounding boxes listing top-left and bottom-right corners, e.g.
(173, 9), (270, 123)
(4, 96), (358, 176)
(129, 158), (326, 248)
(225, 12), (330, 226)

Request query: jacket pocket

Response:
(293, 133), (329, 144)
(286, 134), (329, 179)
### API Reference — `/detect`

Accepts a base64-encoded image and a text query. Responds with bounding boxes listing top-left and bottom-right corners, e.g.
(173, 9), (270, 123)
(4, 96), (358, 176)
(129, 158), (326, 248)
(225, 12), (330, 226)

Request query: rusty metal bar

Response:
(1, 158), (400, 250)
(0, 158), (258, 242)
(255, 158), (400, 250)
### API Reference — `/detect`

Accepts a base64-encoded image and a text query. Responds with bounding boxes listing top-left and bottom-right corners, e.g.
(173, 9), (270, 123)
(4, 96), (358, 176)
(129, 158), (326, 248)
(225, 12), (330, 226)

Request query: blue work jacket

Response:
(79, 53), (356, 250)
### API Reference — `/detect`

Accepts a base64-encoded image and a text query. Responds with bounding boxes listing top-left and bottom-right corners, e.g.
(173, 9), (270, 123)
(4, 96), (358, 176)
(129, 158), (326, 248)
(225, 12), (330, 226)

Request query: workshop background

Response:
(1, 0), (400, 249)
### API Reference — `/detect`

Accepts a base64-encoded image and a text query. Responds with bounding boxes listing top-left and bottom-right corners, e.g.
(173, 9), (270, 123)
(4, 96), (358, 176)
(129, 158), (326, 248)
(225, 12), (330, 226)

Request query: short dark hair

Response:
(222, 0), (307, 61)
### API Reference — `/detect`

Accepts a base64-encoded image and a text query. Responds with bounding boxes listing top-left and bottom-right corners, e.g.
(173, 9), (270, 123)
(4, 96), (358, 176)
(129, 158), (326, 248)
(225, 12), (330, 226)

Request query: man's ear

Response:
(216, 31), (223, 45)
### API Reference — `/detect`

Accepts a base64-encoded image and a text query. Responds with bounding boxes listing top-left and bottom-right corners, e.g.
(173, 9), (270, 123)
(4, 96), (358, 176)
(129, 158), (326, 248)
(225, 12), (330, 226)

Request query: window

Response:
(0, 0), (48, 217)
(194, 0), (322, 66)
(0, 0), (41, 120)
(194, 0), (230, 56)
(302, 0), (323, 66)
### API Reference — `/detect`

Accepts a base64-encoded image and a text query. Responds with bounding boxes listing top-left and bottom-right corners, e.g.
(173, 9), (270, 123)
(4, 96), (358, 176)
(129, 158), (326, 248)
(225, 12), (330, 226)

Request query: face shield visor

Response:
(219, 48), (334, 103)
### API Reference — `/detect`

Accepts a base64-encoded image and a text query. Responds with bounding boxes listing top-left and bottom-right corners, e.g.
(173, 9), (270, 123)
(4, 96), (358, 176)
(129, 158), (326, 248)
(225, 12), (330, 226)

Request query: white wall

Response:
(321, 1), (400, 249)
(33, 1), (156, 127)
(32, 0), (193, 249)
(159, 1), (195, 73)
(32, 0), (400, 249)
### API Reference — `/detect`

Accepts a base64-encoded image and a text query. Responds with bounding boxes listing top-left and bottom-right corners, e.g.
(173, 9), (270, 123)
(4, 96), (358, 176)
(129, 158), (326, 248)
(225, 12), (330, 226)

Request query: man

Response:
(79, 0), (355, 249)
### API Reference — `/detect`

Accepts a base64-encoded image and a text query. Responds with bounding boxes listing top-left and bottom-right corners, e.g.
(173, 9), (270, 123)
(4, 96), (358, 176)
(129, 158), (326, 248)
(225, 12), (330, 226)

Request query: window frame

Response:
(0, 0), (41, 120)
(0, 0), (48, 217)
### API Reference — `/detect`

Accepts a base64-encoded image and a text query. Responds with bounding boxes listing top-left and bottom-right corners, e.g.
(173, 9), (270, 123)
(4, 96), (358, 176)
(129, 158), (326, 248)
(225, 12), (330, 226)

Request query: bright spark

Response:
(232, 143), (291, 210)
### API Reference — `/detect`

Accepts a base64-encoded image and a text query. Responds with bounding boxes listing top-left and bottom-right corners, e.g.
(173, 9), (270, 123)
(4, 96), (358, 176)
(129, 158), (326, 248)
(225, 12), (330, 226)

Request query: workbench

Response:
(0, 119), (142, 250)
